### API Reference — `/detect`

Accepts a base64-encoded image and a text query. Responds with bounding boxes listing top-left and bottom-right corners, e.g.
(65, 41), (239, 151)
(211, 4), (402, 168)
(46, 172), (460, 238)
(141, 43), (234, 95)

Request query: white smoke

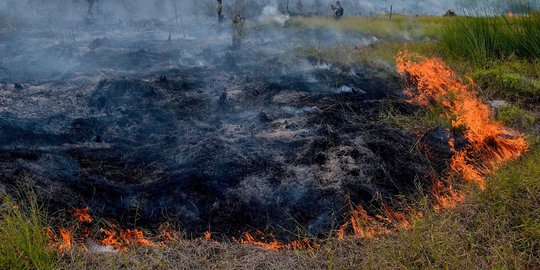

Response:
(258, 6), (290, 26)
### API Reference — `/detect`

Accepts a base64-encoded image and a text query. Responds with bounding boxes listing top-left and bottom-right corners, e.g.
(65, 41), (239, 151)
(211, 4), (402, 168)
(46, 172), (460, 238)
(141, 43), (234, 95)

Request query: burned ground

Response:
(0, 19), (447, 240)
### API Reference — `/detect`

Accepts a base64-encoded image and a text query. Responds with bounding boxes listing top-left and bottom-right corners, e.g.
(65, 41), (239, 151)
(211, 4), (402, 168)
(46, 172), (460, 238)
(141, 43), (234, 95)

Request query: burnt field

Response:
(0, 17), (452, 240)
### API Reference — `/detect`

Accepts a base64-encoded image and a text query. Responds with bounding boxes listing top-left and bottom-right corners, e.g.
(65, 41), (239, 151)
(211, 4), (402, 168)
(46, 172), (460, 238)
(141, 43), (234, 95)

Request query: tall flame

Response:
(396, 51), (527, 190)
(338, 51), (528, 239)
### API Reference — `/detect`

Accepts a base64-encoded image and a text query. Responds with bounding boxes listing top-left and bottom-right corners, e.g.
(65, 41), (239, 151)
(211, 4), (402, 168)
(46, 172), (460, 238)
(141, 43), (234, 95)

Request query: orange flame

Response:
(120, 229), (155, 247)
(337, 204), (393, 239)
(70, 207), (92, 223)
(58, 228), (74, 252)
(100, 228), (123, 250)
(508, 11), (514, 17)
(159, 224), (180, 243)
(396, 51), (527, 191)
(238, 231), (319, 251)
(203, 231), (212, 240)
(48, 227), (74, 252)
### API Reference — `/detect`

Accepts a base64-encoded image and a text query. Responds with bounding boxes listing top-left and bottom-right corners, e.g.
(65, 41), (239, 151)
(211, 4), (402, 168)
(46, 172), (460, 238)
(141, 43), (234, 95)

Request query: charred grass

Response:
(2, 15), (540, 270)
(4, 147), (538, 270)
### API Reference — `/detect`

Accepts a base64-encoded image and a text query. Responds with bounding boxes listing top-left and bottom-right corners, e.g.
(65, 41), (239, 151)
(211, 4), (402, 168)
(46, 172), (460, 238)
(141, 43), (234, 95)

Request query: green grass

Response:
(362, 146), (540, 269)
(497, 104), (537, 130)
(472, 65), (540, 103)
(441, 14), (540, 65)
(0, 192), (55, 270)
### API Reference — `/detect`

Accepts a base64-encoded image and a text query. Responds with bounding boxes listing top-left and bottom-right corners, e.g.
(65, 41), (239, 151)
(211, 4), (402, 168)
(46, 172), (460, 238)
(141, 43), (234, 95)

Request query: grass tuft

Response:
(0, 191), (55, 270)
(441, 14), (540, 65)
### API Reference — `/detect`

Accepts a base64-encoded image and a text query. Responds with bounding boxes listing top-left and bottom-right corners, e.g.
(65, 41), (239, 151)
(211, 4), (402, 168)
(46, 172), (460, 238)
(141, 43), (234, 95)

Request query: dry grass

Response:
(57, 238), (364, 270)
(361, 147), (540, 269)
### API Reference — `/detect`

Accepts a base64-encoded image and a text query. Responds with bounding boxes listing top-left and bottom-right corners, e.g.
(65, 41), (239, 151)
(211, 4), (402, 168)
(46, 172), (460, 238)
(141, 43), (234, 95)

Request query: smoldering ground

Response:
(0, 1), (457, 240)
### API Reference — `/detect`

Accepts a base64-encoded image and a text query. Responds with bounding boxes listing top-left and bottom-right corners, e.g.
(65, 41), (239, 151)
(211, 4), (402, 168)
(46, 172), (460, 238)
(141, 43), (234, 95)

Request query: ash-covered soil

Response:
(0, 19), (448, 239)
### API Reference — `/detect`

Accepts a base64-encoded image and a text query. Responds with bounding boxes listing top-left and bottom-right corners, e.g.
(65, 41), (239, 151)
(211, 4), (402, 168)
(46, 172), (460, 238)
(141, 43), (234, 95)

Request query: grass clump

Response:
(441, 14), (540, 65)
(473, 68), (540, 102)
(0, 192), (55, 270)
(497, 104), (537, 130)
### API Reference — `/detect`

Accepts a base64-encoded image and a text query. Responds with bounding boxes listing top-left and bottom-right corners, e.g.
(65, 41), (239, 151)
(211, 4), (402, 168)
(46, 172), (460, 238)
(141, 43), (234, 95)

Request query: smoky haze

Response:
(0, 0), (461, 22)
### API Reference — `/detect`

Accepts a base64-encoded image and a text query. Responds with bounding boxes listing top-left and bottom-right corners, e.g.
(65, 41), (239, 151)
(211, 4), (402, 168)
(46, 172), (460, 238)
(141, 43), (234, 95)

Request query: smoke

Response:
(4, 0), (530, 25)
(258, 6), (290, 26)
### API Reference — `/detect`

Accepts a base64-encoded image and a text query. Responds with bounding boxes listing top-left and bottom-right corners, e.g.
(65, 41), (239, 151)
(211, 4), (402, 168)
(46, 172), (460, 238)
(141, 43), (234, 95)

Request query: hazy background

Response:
(1, 0), (538, 26)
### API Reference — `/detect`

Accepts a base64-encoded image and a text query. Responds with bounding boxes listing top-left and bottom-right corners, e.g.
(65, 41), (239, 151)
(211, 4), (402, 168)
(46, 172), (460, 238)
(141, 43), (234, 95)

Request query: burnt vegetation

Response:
(0, 0), (539, 269)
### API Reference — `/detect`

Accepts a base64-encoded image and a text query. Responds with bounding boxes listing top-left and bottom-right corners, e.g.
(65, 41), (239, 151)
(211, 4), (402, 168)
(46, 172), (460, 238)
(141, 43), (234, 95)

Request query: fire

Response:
(98, 228), (155, 250)
(70, 207), (92, 223)
(100, 228), (123, 250)
(46, 51), (527, 251)
(120, 229), (155, 247)
(48, 227), (74, 252)
(159, 224), (180, 242)
(203, 231), (213, 240)
(508, 11), (514, 17)
(238, 231), (319, 251)
(396, 51), (527, 191)
(240, 232), (283, 250)
(338, 51), (527, 239)
(337, 204), (395, 239)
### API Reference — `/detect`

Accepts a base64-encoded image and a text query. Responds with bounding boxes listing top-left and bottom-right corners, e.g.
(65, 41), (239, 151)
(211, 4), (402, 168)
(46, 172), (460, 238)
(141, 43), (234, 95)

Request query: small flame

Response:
(203, 231), (212, 240)
(70, 207), (92, 223)
(337, 204), (394, 239)
(508, 11), (514, 17)
(100, 228), (123, 250)
(159, 224), (180, 243)
(48, 227), (74, 252)
(238, 231), (318, 250)
(120, 229), (155, 247)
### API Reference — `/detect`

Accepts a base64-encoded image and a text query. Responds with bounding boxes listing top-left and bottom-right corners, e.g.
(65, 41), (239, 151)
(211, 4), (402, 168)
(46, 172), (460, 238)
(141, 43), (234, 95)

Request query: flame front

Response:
(396, 50), (527, 190)
(338, 51), (528, 239)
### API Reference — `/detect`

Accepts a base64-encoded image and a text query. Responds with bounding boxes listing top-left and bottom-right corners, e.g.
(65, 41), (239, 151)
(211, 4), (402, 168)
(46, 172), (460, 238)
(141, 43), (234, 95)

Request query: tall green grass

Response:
(441, 13), (540, 64)
(0, 192), (55, 270)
